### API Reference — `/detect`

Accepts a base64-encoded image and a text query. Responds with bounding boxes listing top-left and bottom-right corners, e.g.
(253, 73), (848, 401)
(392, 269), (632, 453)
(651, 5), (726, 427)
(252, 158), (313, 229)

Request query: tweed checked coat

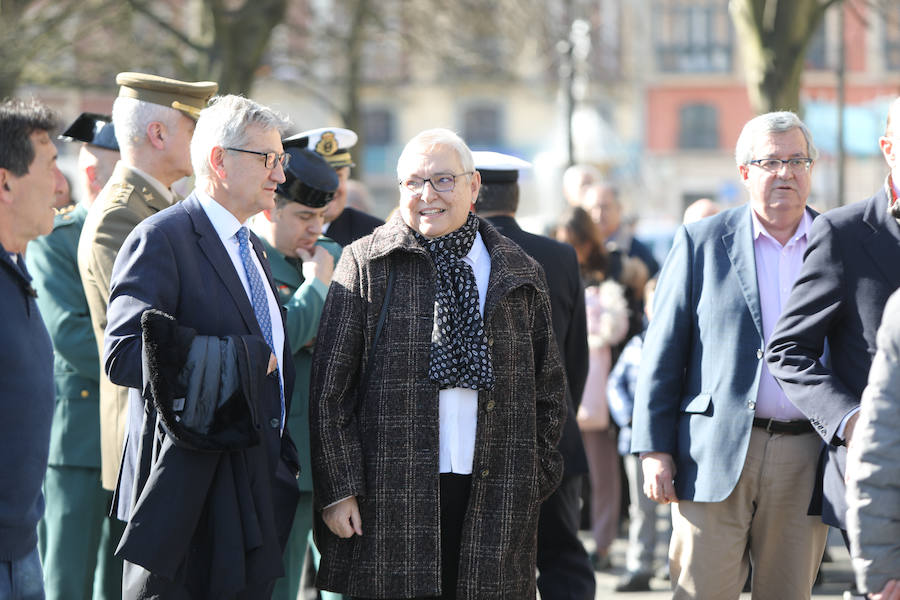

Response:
(310, 213), (566, 599)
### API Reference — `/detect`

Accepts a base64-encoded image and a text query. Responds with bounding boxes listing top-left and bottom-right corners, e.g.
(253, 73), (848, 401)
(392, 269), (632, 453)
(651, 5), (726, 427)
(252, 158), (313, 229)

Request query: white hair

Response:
(734, 111), (819, 166)
(111, 96), (180, 153)
(396, 128), (474, 179)
(190, 94), (290, 181)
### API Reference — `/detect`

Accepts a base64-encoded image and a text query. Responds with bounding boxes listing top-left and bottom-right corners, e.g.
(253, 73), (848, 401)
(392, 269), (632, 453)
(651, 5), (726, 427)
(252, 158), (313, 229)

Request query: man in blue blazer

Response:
(631, 112), (827, 599)
(104, 95), (301, 599)
(766, 98), (900, 538)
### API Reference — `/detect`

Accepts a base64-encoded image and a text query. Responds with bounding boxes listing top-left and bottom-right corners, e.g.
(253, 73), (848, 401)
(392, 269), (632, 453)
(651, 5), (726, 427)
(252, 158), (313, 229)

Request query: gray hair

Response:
(396, 128), (474, 179)
(191, 95), (290, 181)
(734, 111), (818, 166)
(111, 96), (180, 153)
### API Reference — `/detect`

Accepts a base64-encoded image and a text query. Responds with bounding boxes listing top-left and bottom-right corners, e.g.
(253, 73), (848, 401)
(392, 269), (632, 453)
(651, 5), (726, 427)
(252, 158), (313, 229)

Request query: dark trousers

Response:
(536, 474), (596, 600)
(355, 473), (472, 600)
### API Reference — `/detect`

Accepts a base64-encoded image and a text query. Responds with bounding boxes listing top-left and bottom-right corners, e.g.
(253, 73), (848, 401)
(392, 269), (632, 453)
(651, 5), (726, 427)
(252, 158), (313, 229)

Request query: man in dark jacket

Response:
(310, 129), (566, 599)
(473, 151), (594, 600)
(0, 98), (65, 600)
(104, 94), (300, 599)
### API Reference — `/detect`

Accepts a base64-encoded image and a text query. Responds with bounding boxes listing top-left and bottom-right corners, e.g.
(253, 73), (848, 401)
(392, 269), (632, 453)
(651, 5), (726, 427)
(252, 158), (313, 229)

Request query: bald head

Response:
(683, 198), (722, 224)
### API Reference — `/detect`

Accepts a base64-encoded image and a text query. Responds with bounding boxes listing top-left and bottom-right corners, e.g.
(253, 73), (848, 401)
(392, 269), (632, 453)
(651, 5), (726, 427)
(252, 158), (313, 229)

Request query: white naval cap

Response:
(284, 127), (358, 169)
(472, 151), (532, 184)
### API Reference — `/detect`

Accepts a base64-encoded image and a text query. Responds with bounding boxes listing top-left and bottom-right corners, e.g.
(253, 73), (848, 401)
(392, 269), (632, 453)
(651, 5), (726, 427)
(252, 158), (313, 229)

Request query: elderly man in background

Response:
(78, 72), (217, 502)
(28, 113), (124, 599)
(310, 128), (565, 598)
(0, 98), (65, 600)
(632, 111), (827, 599)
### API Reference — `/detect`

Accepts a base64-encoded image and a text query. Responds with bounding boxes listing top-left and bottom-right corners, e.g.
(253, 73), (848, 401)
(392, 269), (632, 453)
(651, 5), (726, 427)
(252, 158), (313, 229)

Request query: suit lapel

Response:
(722, 208), (764, 339)
(861, 188), (900, 291)
(182, 195), (262, 337)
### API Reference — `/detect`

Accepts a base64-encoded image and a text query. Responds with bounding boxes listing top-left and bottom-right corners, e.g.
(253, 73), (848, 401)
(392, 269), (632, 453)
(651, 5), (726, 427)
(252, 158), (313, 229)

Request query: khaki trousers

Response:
(670, 428), (827, 600)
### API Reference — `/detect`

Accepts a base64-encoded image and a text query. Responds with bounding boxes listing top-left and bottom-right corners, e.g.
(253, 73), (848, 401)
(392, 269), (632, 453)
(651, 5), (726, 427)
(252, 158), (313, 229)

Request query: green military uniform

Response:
(78, 163), (175, 491)
(27, 203), (125, 600)
(267, 235), (343, 600)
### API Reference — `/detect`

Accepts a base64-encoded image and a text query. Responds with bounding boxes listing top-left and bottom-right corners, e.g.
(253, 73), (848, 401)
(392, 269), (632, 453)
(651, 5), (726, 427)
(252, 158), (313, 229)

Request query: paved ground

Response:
(579, 524), (852, 599)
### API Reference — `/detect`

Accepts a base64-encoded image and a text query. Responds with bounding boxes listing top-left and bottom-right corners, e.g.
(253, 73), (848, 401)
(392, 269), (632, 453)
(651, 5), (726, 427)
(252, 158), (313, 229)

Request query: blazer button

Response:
(80, 390), (89, 398)
(756, 349), (763, 359)
(269, 418), (280, 429)
(481, 469), (490, 478)
(487, 337), (494, 347)
(486, 400), (496, 412)
(748, 400), (756, 410)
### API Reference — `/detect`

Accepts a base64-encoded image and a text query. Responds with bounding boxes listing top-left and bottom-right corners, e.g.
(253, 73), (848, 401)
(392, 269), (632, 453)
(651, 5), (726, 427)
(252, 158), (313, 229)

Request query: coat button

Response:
(748, 400), (756, 410)
(80, 390), (89, 398)
(487, 337), (494, 347)
(481, 469), (490, 478)
(486, 400), (495, 412)
(270, 418), (280, 429)
(756, 349), (763, 359)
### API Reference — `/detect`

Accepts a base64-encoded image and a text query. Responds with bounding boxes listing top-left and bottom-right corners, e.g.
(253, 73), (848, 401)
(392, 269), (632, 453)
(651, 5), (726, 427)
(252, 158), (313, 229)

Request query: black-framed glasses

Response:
(399, 171), (473, 194)
(226, 147), (290, 170)
(748, 158), (813, 172)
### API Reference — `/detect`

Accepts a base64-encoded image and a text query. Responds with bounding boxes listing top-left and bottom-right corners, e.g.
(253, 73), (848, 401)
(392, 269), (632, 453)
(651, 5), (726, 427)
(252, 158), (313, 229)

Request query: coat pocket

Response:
(680, 393), (711, 415)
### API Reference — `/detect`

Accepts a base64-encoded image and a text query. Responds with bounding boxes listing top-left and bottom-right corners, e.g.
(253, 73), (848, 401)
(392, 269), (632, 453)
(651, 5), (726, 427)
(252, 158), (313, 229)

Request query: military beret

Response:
(58, 112), (119, 151)
(284, 127), (357, 169)
(276, 145), (339, 208)
(472, 150), (532, 184)
(115, 72), (218, 120)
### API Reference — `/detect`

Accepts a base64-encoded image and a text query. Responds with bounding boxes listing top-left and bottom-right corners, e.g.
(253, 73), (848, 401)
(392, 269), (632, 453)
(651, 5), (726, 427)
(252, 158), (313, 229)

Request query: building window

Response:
(654, 0), (733, 73)
(362, 108), (393, 147)
(805, 19), (827, 70)
(678, 103), (719, 149)
(884, 8), (900, 70)
(462, 105), (502, 148)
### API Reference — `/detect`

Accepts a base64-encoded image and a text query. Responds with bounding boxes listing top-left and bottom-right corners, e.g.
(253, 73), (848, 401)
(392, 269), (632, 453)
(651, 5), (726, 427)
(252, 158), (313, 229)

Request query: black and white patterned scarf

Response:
(414, 212), (494, 390)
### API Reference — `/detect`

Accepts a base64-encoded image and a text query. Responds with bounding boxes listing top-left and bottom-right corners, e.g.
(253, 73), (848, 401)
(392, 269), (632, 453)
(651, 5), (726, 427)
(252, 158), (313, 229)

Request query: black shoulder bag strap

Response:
(359, 263), (395, 396)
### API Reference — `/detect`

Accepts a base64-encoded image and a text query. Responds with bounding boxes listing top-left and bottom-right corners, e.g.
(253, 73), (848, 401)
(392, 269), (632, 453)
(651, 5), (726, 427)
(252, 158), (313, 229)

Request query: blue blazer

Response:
(104, 193), (299, 573)
(631, 205), (812, 502)
(766, 186), (900, 528)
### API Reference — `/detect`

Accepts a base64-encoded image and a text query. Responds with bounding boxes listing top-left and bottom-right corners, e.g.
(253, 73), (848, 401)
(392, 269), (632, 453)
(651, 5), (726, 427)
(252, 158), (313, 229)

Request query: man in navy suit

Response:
(631, 112), (827, 599)
(766, 98), (900, 541)
(104, 95), (301, 599)
(473, 151), (594, 600)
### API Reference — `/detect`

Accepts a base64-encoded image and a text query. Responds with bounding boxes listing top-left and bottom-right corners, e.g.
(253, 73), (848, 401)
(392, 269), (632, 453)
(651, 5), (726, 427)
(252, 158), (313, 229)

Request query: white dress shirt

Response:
(196, 190), (286, 420)
(439, 231), (491, 474)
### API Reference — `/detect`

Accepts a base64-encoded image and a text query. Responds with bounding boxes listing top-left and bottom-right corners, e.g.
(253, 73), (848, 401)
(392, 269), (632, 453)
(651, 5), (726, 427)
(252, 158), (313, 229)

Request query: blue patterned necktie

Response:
(236, 226), (284, 428)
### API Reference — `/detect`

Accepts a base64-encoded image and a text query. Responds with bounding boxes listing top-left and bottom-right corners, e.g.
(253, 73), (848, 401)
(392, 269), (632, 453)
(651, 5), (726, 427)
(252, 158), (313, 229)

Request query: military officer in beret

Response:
(78, 72), (218, 502)
(254, 140), (343, 600)
(286, 127), (383, 247)
(28, 113), (124, 600)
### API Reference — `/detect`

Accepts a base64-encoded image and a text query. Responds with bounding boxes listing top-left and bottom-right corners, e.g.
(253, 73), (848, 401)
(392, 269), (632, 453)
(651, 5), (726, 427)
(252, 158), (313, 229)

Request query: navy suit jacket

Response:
(632, 205), (816, 502)
(104, 193), (299, 581)
(485, 215), (589, 476)
(766, 185), (900, 528)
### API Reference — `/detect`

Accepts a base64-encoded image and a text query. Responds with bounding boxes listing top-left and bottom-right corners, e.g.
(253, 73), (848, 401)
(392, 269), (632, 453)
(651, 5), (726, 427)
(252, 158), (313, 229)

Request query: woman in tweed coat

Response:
(309, 129), (566, 599)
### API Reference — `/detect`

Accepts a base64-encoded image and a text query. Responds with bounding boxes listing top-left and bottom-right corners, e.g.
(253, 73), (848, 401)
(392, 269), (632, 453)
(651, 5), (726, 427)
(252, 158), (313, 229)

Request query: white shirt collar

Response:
(750, 205), (812, 246)
(196, 189), (246, 241)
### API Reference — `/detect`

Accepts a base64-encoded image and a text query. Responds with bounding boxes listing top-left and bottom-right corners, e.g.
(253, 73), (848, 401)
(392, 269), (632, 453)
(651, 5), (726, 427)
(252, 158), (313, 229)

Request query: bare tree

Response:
(730, 0), (843, 114)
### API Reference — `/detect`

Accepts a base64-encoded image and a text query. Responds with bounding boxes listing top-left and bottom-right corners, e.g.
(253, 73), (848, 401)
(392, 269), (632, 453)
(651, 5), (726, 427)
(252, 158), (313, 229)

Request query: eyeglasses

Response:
(748, 158), (813, 172)
(399, 172), (473, 194)
(226, 147), (290, 170)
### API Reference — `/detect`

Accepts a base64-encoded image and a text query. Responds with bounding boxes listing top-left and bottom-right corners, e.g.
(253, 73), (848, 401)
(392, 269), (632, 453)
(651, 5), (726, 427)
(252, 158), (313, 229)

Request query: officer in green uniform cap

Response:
(78, 73), (218, 505)
(27, 113), (124, 600)
(254, 141), (343, 600)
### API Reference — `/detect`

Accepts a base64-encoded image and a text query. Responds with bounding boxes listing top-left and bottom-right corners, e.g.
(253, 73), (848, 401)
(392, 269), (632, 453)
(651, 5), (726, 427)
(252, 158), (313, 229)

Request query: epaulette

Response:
(53, 204), (78, 228)
(109, 182), (135, 207)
